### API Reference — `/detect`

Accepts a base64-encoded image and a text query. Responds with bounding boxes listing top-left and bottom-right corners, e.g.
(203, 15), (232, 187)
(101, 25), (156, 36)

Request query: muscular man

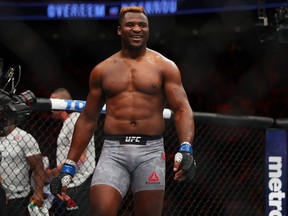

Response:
(51, 6), (196, 216)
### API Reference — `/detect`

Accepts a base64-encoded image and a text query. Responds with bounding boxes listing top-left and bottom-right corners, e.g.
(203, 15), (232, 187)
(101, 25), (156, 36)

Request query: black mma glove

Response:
(174, 142), (196, 180)
(50, 159), (76, 196)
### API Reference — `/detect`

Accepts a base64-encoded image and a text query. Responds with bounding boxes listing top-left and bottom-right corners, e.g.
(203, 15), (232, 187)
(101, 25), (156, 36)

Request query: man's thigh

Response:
(90, 184), (122, 216)
(134, 190), (165, 216)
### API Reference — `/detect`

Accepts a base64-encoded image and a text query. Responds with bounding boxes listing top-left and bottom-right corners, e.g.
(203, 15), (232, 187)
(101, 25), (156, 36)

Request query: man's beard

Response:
(124, 36), (148, 50)
(126, 41), (146, 50)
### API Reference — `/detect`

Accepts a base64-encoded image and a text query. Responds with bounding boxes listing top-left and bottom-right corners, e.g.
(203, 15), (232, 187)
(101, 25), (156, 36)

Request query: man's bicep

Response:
(163, 64), (189, 111)
(165, 84), (189, 111)
(83, 89), (105, 121)
(84, 68), (105, 119)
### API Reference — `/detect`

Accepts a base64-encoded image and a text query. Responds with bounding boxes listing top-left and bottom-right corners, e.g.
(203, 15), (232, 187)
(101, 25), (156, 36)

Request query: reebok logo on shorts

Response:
(148, 172), (159, 182)
(146, 172), (160, 185)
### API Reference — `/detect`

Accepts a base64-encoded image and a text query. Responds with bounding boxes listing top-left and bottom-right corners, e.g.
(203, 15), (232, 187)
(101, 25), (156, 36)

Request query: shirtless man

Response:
(50, 6), (196, 216)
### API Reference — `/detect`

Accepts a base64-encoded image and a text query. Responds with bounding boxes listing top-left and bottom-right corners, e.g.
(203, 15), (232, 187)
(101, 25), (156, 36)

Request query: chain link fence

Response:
(1, 110), (274, 216)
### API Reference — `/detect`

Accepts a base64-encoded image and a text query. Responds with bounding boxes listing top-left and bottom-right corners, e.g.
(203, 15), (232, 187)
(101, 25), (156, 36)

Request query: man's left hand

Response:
(173, 142), (196, 181)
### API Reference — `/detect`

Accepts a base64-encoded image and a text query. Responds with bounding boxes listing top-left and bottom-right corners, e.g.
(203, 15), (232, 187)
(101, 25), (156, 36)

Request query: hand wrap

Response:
(50, 159), (76, 196)
(174, 142), (196, 180)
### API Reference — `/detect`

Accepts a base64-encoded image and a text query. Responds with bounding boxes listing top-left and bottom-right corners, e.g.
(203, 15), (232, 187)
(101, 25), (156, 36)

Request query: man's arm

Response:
(66, 66), (105, 163)
(45, 148), (87, 181)
(163, 59), (194, 144)
(27, 154), (45, 207)
(163, 59), (196, 181)
(45, 165), (62, 181)
(50, 64), (105, 198)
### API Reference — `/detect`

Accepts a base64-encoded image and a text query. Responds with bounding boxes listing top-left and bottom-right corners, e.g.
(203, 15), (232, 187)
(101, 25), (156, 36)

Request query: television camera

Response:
(0, 63), (37, 133)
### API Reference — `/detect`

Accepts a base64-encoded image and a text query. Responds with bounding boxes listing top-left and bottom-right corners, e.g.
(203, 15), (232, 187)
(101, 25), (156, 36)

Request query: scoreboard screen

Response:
(0, 0), (286, 20)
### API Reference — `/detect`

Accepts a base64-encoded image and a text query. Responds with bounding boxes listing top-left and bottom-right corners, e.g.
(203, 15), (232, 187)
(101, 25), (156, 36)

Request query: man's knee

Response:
(133, 190), (164, 216)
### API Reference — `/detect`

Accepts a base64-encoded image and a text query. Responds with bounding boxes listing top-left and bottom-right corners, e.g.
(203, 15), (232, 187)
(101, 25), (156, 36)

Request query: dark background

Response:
(1, 0), (288, 118)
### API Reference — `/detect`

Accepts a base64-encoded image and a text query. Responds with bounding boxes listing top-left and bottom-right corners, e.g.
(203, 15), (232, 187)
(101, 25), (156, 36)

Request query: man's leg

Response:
(131, 138), (165, 216)
(89, 139), (131, 215)
(90, 184), (122, 216)
(134, 190), (164, 216)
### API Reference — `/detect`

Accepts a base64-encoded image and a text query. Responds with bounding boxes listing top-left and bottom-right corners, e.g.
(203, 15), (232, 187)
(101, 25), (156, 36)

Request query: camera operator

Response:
(0, 113), (46, 216)
(0, 88), (10, 216)
(0, 83), (47, 215)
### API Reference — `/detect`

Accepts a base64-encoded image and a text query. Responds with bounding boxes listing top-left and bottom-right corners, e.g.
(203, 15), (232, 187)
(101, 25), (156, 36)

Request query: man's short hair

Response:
(118, 6), (147, 25)
(51, 87), (72, 100)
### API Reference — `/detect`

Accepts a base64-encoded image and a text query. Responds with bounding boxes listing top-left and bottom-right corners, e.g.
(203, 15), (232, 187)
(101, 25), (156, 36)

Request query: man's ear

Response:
(117, 26), (121, 36)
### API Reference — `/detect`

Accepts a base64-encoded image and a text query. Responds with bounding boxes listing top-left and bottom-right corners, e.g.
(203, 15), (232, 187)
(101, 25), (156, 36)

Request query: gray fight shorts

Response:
(91, 135), (166, 198)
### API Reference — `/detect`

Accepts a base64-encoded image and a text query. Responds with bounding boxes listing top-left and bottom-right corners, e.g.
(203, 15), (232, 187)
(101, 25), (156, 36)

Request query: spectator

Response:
(46, 87), (96, 216)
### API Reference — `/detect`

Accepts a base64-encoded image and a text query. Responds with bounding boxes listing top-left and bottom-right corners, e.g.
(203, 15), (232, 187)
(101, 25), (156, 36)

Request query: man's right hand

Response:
(50, 159), (76, 200)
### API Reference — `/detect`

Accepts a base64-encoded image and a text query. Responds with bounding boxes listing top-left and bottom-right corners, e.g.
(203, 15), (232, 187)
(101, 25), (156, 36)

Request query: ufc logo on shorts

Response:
(125, 136), (141, 142)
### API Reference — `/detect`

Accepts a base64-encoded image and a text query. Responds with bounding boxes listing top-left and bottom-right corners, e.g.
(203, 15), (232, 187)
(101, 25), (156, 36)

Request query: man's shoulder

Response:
(146, 49), (176, 72)
(105, 52), (123, 63)
(101, 51), (121, 63)
(147, 48), (173, 62)
(92, 52), (121, 72)
(12, 127), (30, 137)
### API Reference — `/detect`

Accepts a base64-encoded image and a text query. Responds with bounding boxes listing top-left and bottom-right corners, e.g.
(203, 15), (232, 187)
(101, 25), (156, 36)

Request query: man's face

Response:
(0, 116), (14, 135)
(118, 12), (149, 50)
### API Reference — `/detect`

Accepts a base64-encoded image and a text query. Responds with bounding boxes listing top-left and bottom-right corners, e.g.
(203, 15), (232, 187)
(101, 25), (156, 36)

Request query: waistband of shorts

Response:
(105, 135), (163, 145)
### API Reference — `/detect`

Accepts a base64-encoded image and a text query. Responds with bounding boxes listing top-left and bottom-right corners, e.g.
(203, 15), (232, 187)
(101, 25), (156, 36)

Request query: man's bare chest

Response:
(102, 62), (163, 97)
